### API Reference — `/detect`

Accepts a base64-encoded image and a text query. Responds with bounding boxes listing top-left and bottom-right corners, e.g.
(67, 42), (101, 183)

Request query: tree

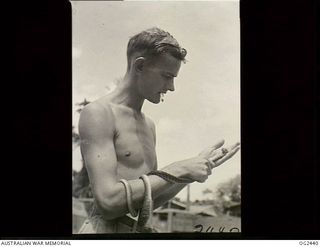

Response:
(213, 174), (241, 215)
(216, 174), (241, 202)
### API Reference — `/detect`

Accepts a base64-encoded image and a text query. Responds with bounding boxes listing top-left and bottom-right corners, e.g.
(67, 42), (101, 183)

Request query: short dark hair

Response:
(127, 27), (187, 70)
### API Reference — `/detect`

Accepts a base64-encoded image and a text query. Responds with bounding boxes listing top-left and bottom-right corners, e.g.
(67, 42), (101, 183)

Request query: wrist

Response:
(162, 162), (188, 179)
(148, 170), (192, 184)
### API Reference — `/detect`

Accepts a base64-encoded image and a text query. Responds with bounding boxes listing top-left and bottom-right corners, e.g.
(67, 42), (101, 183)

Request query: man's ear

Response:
(133, 57), (145, 73)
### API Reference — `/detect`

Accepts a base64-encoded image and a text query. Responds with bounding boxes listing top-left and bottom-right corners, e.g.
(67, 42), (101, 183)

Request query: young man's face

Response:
(138, 53), (182, 104)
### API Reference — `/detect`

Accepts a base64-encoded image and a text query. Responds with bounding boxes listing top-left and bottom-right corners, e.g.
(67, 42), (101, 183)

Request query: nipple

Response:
(125, 151), (131, 157)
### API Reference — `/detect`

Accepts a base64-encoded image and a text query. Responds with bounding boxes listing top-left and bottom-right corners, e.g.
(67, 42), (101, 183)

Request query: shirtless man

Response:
(78, 27), (240, 233)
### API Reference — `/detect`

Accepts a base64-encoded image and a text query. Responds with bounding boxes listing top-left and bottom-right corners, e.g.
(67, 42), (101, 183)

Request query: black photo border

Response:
(4, 0), (319, 240)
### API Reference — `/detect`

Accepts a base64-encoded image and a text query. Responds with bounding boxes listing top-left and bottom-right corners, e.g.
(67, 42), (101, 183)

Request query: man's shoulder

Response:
(81, 98), (114, 118)
(79, 100), (116, 133)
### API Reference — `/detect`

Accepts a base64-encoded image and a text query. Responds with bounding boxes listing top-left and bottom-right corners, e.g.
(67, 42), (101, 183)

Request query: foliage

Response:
(215, 174), (241, 216)
(75, 98), (90, 113)
(216, 174), (241, 203)
(202, 174), (241, 216)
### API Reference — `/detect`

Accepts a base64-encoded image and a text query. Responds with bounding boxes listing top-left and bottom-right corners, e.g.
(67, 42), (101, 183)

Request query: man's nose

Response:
(167, 80), (175, 92)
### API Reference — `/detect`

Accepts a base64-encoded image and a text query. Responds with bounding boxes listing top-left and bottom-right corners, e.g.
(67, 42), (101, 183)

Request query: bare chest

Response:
(112, 109), (156, 179)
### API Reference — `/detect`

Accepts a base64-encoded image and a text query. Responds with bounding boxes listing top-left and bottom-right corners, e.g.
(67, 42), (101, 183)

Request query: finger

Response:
(218, 146), (240, 164)
(203, 140), (226, 158)
(208, 142), (240, 167)
(210, 149), (228, 162)
(205, 157), (216, 169)
(204, 162), (212, 175)
(210, 139), (225, 150)
(215, 142), (240, 158)
(207, 158), (218, 169)
(215, 146), (240, 167)
(224, 142), (240, 152)
(209, 141), (239, 159)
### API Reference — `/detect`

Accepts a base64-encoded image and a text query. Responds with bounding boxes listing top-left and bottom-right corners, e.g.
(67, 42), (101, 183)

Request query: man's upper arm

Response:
(146, 116), (156, 145)
(78, 102), (118, 200)
(146, 116), (158, 170)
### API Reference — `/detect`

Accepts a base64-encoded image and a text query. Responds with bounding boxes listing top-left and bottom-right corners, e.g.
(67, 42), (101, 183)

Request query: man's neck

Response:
(112, 73), (144, 112)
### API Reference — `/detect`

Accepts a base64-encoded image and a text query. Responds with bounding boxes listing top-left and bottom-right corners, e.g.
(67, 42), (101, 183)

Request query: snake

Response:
(147, 170), (193, 184)
(120, 160), (226, 231)
(120, 175), (154, 231)
(119, 179), (139, 217)
(137, 175), (153, 228)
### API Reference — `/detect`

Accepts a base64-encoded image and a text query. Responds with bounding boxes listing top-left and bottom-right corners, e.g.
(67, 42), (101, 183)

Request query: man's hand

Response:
(198, 139), (226, 160)
(162, 140), (240, 184)
(199, 139), (240, 169)
(167, 156), (214, 183)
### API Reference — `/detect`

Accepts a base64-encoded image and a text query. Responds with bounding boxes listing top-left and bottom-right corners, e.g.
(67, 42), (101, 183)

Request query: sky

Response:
(72, 0), (240, 201)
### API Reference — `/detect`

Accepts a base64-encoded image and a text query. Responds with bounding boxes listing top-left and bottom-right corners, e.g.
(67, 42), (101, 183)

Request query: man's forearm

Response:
(153, 183), (187, 209)
(97, 174), (182, 220)
(130, 174), (183, 208)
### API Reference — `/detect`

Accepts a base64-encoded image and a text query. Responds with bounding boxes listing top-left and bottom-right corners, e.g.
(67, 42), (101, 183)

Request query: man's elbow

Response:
(95, 192), (125, 220)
